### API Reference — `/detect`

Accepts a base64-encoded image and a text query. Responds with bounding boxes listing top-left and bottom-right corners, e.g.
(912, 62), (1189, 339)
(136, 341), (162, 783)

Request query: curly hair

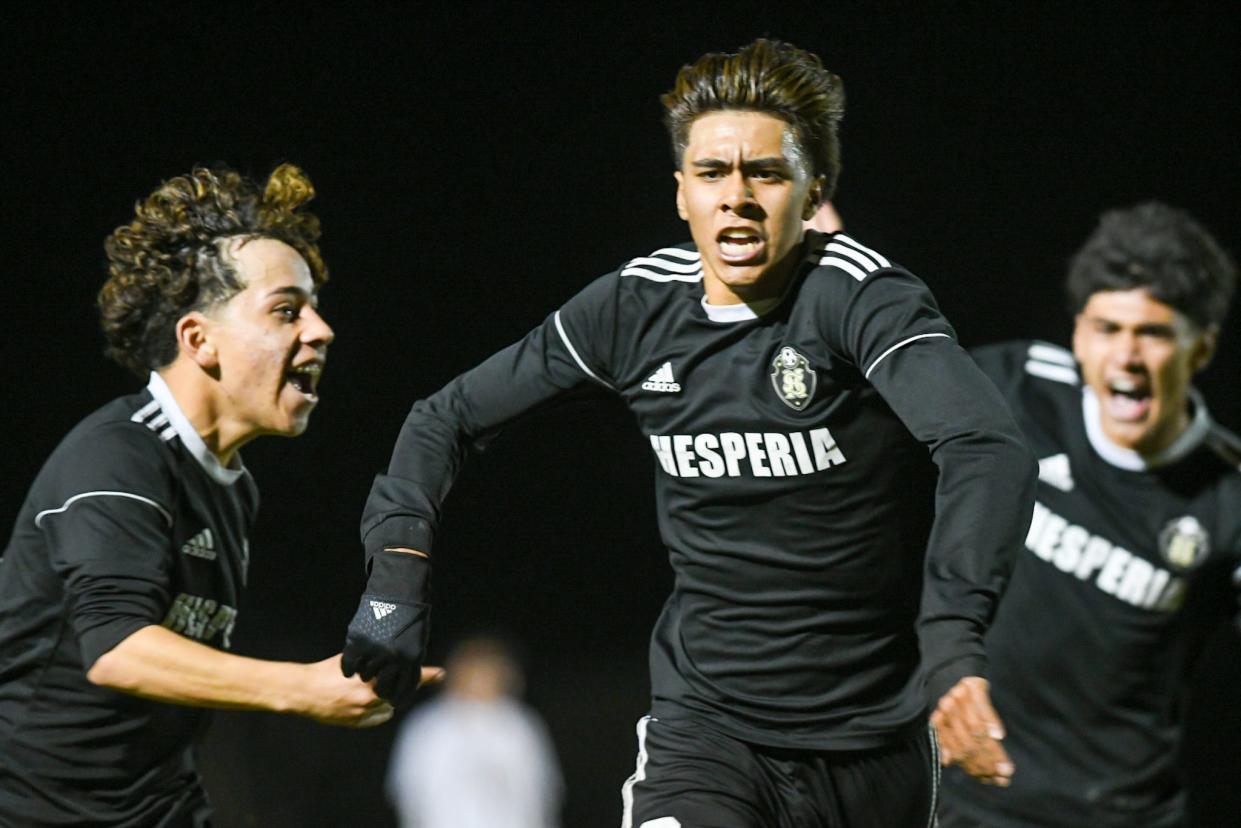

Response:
(661, 39), (846, 197)
(1066, 201), (1236, 330)
(98, 163), (327, 377)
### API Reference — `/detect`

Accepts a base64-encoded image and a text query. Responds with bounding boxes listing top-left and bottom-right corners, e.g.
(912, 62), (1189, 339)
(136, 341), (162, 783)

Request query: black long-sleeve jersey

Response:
(941, 341), (1241, 827)
(364, 231), (1035, 749)
(0, 373), (256, 826)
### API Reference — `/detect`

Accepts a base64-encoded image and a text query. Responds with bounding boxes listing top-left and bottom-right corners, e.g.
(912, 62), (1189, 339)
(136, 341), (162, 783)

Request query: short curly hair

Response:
(1066, 201), (1236, 330)
(98, 163), (327, 377)
(661, 39), (846, 197)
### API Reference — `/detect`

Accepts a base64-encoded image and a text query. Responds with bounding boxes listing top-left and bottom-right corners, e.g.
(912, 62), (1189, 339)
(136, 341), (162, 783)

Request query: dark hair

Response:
(1066, 201), (1235, 329)
(661, 39), (845, 196)
(98, 163), (327, 377)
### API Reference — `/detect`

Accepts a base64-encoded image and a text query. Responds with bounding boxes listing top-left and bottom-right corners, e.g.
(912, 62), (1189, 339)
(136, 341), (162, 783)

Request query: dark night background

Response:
(3, 2), (1239, 826)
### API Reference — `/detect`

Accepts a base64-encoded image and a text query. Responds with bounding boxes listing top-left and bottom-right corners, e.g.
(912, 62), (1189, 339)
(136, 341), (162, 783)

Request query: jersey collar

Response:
(1081, 385), (1212, 471)
(700, 265), (800, 323)
(146, 372), (247, 486)
(700, 293), (784, 323)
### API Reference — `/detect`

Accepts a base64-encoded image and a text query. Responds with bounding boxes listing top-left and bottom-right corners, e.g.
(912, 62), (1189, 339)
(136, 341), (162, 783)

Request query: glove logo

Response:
(370, 600), (398, 620)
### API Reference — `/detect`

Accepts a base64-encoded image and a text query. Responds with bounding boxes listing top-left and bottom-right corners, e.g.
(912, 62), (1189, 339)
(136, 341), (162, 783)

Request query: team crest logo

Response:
(1158, 516), (1210, 570)
(770, 346), (816, 411)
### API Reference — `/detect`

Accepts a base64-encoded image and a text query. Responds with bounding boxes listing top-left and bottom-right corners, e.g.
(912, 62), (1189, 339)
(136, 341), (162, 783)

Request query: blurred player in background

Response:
(388, 635), (562, 828)
(344, 39), (1035, 827)
(937, 202), (1240, 827)
(0, 164), (436, 827)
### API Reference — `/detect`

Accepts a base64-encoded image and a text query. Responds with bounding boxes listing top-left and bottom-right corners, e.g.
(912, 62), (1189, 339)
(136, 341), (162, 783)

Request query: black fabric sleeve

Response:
(841, 272), (1037, 706)
(37, 423), (177, 668)
(361, 273), (620, 561)
(967, 340), (1039, 401)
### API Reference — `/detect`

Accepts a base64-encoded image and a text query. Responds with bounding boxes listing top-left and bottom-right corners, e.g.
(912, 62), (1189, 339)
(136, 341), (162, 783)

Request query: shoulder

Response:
(563, 243), (701, 316)
(44, 392), (177, 489)
(1202, 421), (1241, 472)
(799, 232), (932, 312)
(57, 393), (174, 469)
(28, 392), (178, 526)
(972, 339), (1079, 389)
(617, 243), (703, 289)
(804, 230), (899, 285)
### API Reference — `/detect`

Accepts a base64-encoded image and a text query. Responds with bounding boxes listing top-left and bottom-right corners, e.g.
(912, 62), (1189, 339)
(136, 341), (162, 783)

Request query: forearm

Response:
(919, 426), (1035, 699)
(362, 330), (590, 558)
(87, 624), (308, 714)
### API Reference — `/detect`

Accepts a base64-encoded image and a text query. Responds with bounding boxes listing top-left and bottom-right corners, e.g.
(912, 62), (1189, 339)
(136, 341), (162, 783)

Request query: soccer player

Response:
(344, 40), (1036, 826)
(0, 164), (425, 827)
(936, 202), (1240, 827)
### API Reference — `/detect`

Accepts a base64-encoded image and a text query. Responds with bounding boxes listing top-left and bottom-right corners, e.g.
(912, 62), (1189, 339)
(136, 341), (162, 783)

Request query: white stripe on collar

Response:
(1082, 385), (1211, 471)
(146, 372), (246, 485)
(700, 292), (786, 323)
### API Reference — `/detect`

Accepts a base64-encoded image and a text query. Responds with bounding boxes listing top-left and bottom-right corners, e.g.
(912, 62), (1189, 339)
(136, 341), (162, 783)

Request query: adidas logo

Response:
(181, 528), (217, 561)
(1038, 453), (1075, 492)
(370, 600), (397, 620)
(641, 361), (681, 393)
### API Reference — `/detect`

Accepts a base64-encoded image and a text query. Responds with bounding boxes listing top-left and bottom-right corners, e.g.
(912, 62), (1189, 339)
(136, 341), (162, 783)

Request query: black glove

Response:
(342, 549), (431, 707)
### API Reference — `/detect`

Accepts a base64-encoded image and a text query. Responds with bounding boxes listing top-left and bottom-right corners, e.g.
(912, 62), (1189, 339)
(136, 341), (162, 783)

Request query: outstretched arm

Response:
(345, 274), (621, 704)
(810, 208), (1032, 784)
(846, 279), (1033, 784)
(88, 624), (444, 726)
(868, 339), (1033, 783)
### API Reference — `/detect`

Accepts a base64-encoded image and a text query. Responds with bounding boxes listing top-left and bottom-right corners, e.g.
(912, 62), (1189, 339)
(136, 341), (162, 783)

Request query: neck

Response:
(158, 361), (249, 466)
(1129, 408), (1191, 459)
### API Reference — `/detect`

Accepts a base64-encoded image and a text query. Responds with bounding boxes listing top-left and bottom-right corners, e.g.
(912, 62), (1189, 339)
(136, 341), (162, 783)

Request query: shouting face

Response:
(675, 110), (821, 306)
(200, 237), (334, 447)
(1072, 288), (1215, 456)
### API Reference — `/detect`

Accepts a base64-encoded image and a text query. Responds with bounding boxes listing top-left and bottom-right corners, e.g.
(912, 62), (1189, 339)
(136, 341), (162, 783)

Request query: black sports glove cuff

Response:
(365, 548), (431, 604)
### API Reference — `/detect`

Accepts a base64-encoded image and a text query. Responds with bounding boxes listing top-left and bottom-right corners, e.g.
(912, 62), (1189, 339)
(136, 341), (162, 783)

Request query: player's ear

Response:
(1070, 313), (1088, 361)
(1189, 325), (1218, 374)
(176, 311), (219, 369)
(674, 170), (688, 221)
(801, 177), (824, 222)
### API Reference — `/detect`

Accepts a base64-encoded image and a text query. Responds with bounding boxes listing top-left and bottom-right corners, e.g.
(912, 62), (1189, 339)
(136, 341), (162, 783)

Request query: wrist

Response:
(366, 548), (432, 604)
(256, 660), (308, 716)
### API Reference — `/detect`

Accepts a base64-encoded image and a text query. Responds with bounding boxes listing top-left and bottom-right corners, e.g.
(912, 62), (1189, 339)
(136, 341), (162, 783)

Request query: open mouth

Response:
(286, 361), (322, 401)
(1103, 376), (1151, 422)
(717, 228), (764, 263)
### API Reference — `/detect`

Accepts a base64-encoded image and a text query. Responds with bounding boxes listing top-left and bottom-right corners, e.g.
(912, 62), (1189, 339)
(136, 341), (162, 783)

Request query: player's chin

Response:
(270, 410), (315, 438)
(713, 264), (772, 292)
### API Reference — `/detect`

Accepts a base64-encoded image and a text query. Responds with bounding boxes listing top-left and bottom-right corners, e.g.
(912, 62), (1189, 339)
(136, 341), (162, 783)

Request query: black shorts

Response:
(620, 715), (940, 828)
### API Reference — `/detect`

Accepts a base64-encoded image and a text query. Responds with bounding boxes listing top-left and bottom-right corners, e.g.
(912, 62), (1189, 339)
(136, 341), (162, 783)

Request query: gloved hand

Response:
(342, 549), (431, 708)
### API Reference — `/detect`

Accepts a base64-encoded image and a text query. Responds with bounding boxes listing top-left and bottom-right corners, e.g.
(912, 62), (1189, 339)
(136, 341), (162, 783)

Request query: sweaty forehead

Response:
(685, 111), (793, 156)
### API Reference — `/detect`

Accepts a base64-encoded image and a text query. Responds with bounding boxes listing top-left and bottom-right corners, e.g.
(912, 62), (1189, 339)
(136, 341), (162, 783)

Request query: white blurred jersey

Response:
(387, 697), (562, 828)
